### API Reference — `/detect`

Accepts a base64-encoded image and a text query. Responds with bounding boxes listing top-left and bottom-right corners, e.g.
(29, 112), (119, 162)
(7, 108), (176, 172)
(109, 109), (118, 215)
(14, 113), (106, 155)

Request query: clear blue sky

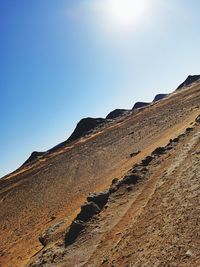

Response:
(1, 0), (200, 177)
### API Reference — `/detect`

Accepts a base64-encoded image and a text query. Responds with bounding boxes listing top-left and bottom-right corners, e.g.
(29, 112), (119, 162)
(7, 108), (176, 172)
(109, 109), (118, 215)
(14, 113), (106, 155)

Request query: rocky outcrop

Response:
(76, 202), (100, 222)
(177, 75), (200, 90)
(39, 220), (65, 246)
(64, 190), (109, 246)
(65, 220), (85, 246)
(67, 117), (106, 142)
(153, 94), (168, 102)
(130, 150), (140, 157)
(151, 146), (166, 156)
(106, 109), (129, 120)
(132, 102), (150, 110)
(87, 191), (110, 209)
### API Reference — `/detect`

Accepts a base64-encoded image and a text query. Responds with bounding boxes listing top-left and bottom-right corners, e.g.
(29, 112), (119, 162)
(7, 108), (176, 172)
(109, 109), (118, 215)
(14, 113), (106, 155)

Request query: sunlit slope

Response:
(0, 82), (200, 267)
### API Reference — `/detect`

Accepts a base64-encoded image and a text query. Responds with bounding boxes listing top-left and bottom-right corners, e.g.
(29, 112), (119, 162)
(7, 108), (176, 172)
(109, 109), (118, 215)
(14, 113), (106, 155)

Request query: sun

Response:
(108, 0), (148, 26)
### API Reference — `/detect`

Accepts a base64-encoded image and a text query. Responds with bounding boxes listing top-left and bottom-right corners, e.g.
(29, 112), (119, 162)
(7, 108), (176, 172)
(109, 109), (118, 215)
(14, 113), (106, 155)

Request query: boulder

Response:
(76, 202), (100, 222)
(65, 220), (85, 246)
(151, 147), (166, 156)
(130, 150), (140, 157)
(141, 156), (154, 166)
(87, 190), (110, 209)
(122, 174), (140, 185)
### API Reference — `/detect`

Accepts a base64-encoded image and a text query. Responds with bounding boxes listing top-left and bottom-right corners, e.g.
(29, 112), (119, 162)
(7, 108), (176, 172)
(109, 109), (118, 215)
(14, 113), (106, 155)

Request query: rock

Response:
(122, 174), (140, 185)
(185, 127), (194, 133)
(195, 115), (200, 124)
(106, 109), (129, 120)
(127, 185), (133, 192)
(177, 75), (200, 90)
(165, 145), (173, 151)
(151, 147), (166, 156)
(141, 156), (154, 166)
(132, 102), (150, 110)
(153, 94), (168, 102)
(185, 250), (193, 258)
(65, 220), (85, 246)
(172, 137), (179, 143)
(130, 150), (140, 157)
(76, 202), (100, 222)
(111, 178), (119, 185)
(132, 165), (148, 174)
(39, 220), (65, 246)
(87, 191), (110, 209)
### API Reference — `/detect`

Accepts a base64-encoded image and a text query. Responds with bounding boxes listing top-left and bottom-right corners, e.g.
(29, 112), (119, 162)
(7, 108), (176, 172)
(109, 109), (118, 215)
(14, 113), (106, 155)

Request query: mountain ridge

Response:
(0, 75), (200, 267)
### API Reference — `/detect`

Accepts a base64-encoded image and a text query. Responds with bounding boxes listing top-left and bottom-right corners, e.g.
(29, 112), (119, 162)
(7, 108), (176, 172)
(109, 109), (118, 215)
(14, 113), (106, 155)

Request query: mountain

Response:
(0, 76), (200, 267)
(177, 74), (200, 90)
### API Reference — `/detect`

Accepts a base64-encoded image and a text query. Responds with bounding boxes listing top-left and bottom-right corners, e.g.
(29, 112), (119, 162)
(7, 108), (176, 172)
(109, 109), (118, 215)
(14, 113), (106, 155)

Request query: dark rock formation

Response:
(130, 150), (140, 157)
(67, 117), (106, 142)
(153, 94), (168, 102)
(87, 190), (110, 209)
(122, 174), (140, 185)
(106, 109), (129, 120)
(65, 220), (85, 246)
(141, 156), (154, 166)
(185, 127), (194, 133)
(177, 75), (200, 90)
(151, 147), (166, 156)
(132, 102), (150, 110)
(65, 190), (110, 246)
(76, 202), (100, 222)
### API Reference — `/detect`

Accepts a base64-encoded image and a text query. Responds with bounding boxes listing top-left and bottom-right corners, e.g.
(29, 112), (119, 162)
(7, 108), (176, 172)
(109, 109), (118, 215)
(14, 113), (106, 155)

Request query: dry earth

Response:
(0, 82), (200, 267)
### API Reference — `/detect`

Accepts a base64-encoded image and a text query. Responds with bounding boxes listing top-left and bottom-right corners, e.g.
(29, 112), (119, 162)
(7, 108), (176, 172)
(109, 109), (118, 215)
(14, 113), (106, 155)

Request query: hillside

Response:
(0, 79), (200, 267)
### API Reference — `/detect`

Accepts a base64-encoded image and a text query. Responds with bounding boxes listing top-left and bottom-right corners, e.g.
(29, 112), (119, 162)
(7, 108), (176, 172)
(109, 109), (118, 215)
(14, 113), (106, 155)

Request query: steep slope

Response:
(29, 115), (200, 266)
(0, 81), (200, 267)
(16, 93), (168, 168)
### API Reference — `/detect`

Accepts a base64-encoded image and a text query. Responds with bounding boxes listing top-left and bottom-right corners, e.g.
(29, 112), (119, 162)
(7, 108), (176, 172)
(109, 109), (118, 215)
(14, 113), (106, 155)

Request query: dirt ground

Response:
(0, 82), (200, 267)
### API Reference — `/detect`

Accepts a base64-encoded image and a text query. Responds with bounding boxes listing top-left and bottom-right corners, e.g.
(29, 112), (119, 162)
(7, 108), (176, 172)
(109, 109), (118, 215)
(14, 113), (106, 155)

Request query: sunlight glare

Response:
(108, 0), (148, 26)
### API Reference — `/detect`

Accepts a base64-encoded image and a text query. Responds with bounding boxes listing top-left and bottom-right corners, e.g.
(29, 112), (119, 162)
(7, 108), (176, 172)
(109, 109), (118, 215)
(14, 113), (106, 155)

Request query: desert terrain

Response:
(0, 78), (200, 266)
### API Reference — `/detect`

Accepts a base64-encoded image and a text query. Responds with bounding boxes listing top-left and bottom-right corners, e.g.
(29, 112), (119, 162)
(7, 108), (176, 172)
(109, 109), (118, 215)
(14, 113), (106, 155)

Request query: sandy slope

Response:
(0, 83), (200, 266)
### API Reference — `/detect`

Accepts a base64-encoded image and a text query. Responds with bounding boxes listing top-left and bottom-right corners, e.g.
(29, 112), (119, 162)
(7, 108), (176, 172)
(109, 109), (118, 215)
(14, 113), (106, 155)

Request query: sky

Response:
(1, 0), (200, 177)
